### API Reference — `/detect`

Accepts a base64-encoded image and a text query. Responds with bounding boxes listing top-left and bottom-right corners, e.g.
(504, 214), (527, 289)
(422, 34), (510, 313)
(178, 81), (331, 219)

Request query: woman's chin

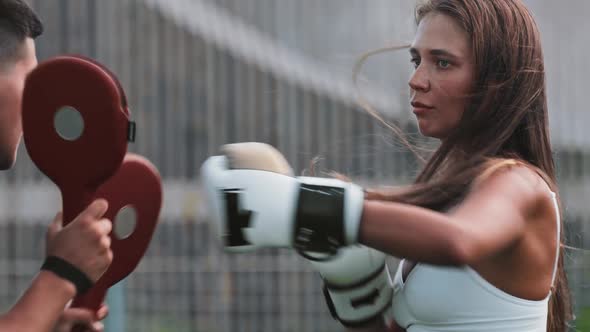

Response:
(417, 121), (433, 136)
(417, 124), (444, 140)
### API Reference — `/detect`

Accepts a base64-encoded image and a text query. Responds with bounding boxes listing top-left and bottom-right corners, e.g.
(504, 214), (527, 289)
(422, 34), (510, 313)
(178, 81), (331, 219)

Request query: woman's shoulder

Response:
(470, 157), (556, 214)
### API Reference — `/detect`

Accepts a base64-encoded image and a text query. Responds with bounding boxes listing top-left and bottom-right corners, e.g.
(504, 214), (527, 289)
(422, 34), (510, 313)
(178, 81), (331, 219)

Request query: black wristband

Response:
(41, 256), (93, 295)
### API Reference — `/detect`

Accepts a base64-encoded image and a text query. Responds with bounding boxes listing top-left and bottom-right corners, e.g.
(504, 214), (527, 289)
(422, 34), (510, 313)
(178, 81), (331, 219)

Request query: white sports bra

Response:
(391, 192), (560, 332)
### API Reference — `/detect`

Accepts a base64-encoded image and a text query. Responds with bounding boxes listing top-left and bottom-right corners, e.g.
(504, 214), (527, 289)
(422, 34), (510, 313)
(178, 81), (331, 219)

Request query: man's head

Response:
(0, 0), (42, 170)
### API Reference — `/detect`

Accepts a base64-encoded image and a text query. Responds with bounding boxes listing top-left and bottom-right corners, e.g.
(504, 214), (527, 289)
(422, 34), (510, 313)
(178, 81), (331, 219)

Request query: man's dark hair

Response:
(0, 0), (43, 64)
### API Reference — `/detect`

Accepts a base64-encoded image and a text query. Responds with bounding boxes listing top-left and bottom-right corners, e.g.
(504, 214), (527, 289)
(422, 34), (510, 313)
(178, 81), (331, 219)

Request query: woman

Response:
(353, 0), (572, 331)
(199, 0), (574, 330)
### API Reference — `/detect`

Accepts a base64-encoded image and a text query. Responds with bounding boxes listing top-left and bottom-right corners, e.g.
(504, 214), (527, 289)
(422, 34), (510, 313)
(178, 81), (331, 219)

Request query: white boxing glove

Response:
(200, 142), (365, 254)
(307, 245), (394, 327)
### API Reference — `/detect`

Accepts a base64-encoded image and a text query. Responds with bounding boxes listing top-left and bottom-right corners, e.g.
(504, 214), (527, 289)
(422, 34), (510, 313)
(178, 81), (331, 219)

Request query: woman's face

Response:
(409, 12), (475, 140)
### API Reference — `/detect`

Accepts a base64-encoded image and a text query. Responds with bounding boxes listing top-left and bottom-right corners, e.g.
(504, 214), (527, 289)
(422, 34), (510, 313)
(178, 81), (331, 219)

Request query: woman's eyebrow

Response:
(410, 47), (460, 60)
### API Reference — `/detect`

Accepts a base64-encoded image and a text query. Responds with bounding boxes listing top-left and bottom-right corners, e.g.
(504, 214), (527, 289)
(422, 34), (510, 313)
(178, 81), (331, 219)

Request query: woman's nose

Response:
(408, 66), (430, 92)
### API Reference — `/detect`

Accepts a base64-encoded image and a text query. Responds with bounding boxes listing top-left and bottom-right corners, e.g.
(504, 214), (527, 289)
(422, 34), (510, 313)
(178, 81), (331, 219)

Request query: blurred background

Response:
(1, 0), (589, 331)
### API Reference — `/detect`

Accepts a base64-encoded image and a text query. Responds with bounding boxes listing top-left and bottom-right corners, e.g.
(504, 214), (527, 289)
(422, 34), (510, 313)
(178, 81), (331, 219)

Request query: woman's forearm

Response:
(359, 200), (466, 265)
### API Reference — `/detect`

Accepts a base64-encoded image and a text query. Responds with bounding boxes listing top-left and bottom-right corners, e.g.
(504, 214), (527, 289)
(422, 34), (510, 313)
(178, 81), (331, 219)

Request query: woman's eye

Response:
(437, 59), (450, 68)
(411, 58), (420, 68)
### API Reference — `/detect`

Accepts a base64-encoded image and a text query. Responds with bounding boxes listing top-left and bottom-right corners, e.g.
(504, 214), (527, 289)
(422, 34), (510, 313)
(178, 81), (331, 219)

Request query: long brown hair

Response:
(360, 1), (572, 330)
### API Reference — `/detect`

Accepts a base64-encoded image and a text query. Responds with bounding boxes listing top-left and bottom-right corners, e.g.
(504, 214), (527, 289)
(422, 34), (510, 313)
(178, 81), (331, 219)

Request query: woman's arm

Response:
(0, 271), (75, 332)
(359, 165), (544, 265)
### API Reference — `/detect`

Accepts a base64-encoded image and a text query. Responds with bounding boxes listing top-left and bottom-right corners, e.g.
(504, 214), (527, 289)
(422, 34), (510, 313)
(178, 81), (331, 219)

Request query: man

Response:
(0, 1), (112, 331)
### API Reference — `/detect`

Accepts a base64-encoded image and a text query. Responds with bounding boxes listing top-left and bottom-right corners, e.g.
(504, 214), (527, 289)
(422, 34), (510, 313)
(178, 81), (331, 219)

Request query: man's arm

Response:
(0, 271), (76, 332)
(0, 199), (113, 332)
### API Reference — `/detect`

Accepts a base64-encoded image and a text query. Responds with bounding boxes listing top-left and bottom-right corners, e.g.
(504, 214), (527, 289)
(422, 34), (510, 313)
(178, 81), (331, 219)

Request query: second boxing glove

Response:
(307, 244), (394, 327)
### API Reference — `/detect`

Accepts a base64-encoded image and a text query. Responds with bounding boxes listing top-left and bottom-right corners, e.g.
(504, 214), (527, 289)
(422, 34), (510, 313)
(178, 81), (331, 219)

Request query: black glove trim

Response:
(293, 183), (346, 261)
(41, 256), (93, 295)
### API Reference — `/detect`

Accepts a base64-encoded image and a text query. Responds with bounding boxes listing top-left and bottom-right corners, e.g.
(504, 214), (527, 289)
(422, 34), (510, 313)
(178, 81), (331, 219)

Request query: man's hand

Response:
(46, 199), (113, 283)
(53, 304), (109, 332)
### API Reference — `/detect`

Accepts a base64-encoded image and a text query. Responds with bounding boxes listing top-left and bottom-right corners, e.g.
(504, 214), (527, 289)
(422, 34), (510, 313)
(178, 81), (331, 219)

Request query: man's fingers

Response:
(46, 212), (63, 255)
(60, 308), (95, 325)
(91, 321), (105, 332)
(99, 218), (112, 235)
(76, 199), (109, 222)
(96, 304), (109, 320)
(47, 212), (63, 238)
